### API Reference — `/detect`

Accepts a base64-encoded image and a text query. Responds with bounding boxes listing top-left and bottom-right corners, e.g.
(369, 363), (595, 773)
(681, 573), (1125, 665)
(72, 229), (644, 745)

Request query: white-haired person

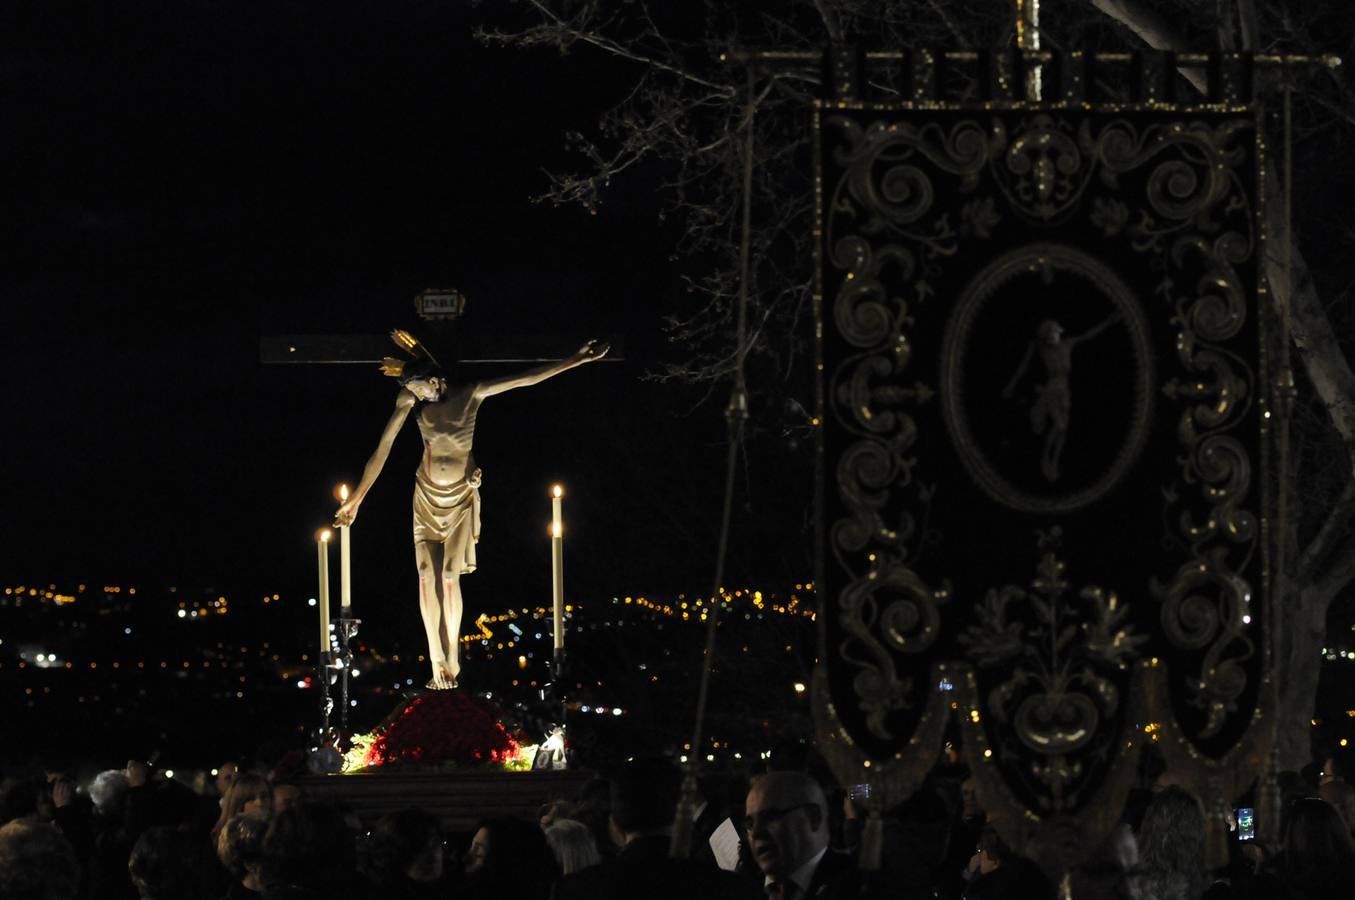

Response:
(544, 817), (601, 876)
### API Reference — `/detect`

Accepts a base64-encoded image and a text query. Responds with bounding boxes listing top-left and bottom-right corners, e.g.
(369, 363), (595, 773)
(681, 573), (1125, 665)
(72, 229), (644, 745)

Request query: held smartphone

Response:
(848, 783), (871, 802)
(1237, 807), (1256, 842)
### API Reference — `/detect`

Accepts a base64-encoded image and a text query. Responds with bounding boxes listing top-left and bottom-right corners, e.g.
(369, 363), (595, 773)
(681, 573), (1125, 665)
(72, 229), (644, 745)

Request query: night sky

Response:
(2, 4), (813, 633)
(9, 2), (1355, 776)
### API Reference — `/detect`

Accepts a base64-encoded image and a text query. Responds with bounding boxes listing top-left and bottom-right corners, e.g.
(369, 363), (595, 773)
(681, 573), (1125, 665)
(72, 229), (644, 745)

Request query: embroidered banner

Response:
(813, 100), (1274, 866)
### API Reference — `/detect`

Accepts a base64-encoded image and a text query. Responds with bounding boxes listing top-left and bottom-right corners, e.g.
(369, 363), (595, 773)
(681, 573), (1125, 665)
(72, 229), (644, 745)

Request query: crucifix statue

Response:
(330, 329), (608, 690)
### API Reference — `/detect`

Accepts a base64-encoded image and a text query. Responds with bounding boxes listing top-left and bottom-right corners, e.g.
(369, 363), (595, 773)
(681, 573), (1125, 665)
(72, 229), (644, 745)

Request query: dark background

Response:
(0, 3), (813, 613)
(14, 2), (1347, 773)
(0, 3), (822, 766)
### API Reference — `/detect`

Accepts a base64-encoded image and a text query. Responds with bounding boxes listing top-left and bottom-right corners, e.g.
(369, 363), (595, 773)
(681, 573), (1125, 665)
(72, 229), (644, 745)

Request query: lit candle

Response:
(551, 484), (564, 651)
(338, 484), (352, 616)
(317, 530), (332, 660)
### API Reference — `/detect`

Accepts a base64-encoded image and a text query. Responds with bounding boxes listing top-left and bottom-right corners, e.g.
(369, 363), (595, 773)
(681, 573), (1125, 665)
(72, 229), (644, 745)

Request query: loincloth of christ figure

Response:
(335, 329), (608, 689)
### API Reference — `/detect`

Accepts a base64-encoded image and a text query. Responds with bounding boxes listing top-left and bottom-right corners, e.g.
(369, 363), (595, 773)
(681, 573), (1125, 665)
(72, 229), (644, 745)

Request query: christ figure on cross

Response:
(1001, 313), (1119, 483)
(335, 329), (608, 689)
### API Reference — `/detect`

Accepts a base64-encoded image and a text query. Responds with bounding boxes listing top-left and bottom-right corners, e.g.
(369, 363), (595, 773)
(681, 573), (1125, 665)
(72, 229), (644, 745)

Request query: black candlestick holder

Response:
(336, 615), (362, 741)
(309, 642), (341, 774)
(548, 646), (569, 769)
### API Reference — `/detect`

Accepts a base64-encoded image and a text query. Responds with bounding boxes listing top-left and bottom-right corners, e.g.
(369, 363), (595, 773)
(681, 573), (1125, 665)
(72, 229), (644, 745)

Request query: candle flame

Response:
(339, 484), (350, 501)
(552, 522), (562, 539)
(551, 484), (564, 499)
(319, 529), (332, 543)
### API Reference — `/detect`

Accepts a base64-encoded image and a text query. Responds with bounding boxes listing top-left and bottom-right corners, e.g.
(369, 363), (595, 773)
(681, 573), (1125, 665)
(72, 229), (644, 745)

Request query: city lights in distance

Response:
(8, 576), (826, 761)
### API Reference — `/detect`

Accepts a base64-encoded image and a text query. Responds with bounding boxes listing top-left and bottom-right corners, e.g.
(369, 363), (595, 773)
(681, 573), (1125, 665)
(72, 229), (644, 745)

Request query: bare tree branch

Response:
(1217, 0), (1237, 50)
(1088, 0), (1207, 93)
(811, 0), (843, 44)
(1308, 91), (1355, 131)
(1298, 479), (1355, 579)
(1236, 0), (1261, 49)
(925, 0), (972, 48)
(481, 0), (737, 96)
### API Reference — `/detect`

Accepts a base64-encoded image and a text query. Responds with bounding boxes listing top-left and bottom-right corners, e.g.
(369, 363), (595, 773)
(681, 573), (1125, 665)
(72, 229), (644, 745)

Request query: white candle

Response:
(317, 530), (332, 660)
(338, 484), (352, 616)
(551, 484), (564, 651)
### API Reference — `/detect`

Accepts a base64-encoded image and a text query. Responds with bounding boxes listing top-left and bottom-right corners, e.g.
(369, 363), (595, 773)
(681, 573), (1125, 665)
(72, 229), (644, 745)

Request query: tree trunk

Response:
(1276, 586), (1333, 770)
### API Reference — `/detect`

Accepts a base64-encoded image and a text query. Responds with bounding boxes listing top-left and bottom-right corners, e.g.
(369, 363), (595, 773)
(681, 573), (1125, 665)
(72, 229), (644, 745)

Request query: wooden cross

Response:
(259, 290), (623, 365)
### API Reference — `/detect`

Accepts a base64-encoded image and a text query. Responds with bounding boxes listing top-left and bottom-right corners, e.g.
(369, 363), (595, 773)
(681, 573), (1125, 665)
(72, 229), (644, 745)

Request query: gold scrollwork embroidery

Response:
(824, 113), (982, 753)
(994, 114), (1091, 222)
(1088, 116), (1259, 746)
(1151, 547), (1255, 737)
(839, 564), (953, 740)
(961, 552), (1146, 810)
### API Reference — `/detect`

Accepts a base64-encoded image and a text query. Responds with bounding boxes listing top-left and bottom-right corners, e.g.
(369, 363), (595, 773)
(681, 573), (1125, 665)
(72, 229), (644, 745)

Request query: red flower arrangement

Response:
(358, 691), (522, 769)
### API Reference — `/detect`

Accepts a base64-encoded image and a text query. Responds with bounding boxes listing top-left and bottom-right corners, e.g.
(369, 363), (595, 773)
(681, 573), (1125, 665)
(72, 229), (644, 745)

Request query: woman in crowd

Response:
(1269, 797), (1355, 900)
(258, 801), (363, 899)
(211, 774), (272, 844)
(460, 816), (559, 900)
(1136, 786), (1208, 900)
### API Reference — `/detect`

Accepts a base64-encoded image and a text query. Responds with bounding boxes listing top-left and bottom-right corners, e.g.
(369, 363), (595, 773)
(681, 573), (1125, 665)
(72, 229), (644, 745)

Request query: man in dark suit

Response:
(744, 772), (857, 899)
(554, 758), (759, 900)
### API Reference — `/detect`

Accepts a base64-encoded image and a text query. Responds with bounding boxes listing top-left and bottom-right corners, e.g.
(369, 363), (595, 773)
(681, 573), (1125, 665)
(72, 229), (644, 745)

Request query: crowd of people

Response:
(3, 740), (1355, 899)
